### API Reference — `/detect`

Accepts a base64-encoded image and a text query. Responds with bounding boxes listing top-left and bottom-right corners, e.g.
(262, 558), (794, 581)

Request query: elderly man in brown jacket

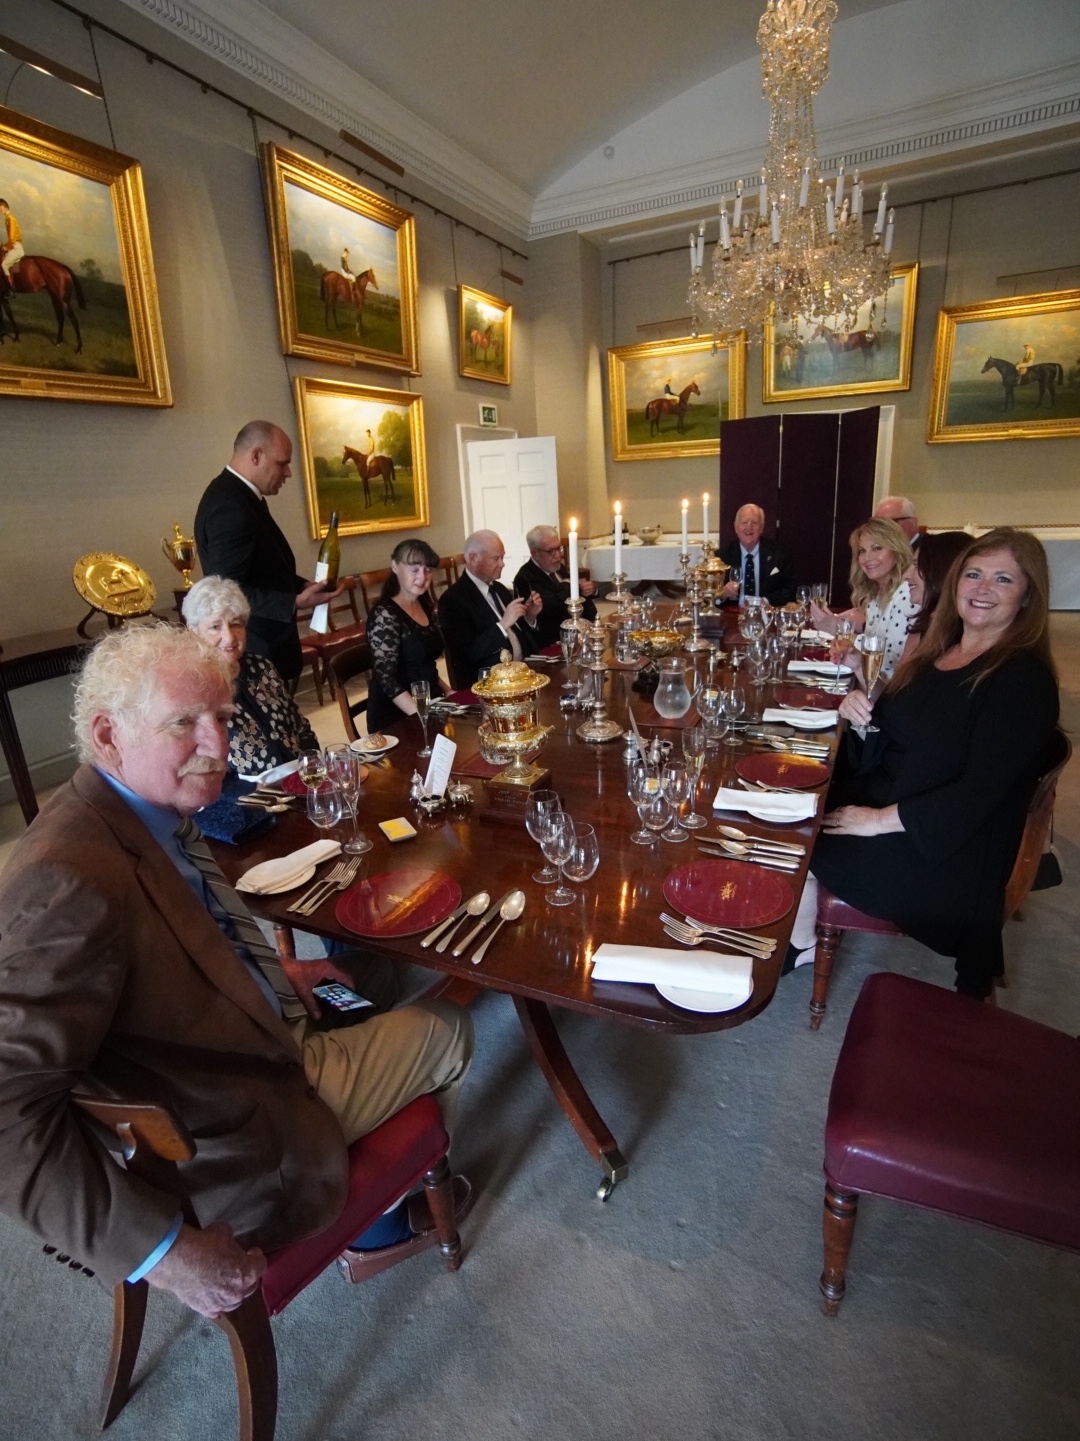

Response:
(0, 625), (471, 1317)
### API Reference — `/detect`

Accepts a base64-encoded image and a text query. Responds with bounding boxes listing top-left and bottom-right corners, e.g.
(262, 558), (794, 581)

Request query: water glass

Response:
(642, 789), (673, 846)
(680, 726), (708, 829)
(697, 685), (727, 748)
(525, 788), (564, 883)
(411, 680), (432, 757)
(306, 779), (343, 832)
(563, 823), (600, 898)
(627, 764), (660, 846)
(325, 745), (372, 854)
(541, 813), (577, 907)
(660, 762), (690, 843)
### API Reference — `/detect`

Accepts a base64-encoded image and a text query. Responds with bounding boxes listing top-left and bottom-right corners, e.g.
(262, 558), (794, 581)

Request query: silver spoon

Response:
(471, 890), (526, 965)
(435, 891), (489, 954)
(712, 838), (800, 868)
(715, 824), (805, 854)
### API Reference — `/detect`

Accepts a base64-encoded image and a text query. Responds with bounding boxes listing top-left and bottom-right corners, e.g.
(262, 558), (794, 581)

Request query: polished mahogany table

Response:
(216, 638), (839, 1197)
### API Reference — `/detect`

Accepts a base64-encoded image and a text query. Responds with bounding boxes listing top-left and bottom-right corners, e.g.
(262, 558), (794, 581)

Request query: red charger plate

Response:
(336, 867), (461, 939)
(772, 683), (843, 711)
(663, 858), (793, 930)
(736, 752), (829, 791)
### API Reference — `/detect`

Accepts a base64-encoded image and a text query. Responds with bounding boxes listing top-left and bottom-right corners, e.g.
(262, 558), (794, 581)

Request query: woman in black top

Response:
(365, 538), (446, 732)
(810, 528), (1060, 999)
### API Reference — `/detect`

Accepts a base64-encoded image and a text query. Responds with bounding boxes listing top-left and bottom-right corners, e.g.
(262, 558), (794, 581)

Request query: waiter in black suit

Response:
(194, 421), (341, 682)
(720, 504), (797, 606)
(437, 530), (542, 689)
(513, 524), (597, 648)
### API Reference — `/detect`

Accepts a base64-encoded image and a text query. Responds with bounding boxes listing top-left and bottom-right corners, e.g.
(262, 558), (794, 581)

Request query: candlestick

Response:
(719, 201), (730, 250)
(758, 169), (768, 219)
(681, 498), (689, 553)
(799, 164), (810, 209)
(826, 190), (836, 236)
(852, 169), (862, 219)
(613, 501), (623, 572)
(568, 520), (579, 601)
(733, 179), (743, 229)
(884, 209), (895, 255)
(874, 183), (888, 235)
(770, 200), (780, 245)
(689, 231), (697, 273)
(702, 492), (710, 550)
(835, 165), (845, 211)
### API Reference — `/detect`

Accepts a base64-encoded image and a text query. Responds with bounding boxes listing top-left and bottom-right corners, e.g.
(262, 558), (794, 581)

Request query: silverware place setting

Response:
(286, 855), (362, 916)
(658, 912), (775, 957)
(471, 890), (526, 964)
(433, 891), (490, 953)
(452, 889), (518, 957)
(696, 839), (800, 872)
(713, 825), (806, 855)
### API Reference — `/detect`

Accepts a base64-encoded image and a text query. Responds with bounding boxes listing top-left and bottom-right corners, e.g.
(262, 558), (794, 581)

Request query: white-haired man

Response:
(0, 626), (472, 1318)
(873, 495), (920, 551)
(720, 504), (797, 606)
(437, 530), (542, 688)
(513, 525), (597, 649)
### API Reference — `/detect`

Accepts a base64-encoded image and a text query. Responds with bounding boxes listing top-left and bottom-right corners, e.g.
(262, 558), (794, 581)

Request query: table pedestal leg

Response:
(513, 996), (629, 1198)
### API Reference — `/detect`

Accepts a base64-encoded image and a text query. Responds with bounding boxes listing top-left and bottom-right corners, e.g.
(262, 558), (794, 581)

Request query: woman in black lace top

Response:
(365, 538), (446, 732)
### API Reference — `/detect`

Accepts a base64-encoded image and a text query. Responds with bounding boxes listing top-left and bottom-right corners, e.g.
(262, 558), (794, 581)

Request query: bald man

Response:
(873, 496), (921, 550)
(719, 504), (797, 606)
(437, 530), (542, 688)
(194, 421), (341, 682)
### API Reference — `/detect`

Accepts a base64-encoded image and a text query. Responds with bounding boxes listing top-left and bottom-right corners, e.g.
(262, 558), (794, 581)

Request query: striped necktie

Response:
(175, 817), (307, 1021)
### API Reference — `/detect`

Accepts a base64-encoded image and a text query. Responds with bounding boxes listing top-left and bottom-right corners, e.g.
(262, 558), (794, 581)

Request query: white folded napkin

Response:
(235, 839), (340, 894)
(590, 943), (753, 999)
(761, 706), (838, 729)
(712, 787), (818, 821)
(237, 758), (301, 787)
(798, 629), (834, 644)
(788, 659), (852, 676)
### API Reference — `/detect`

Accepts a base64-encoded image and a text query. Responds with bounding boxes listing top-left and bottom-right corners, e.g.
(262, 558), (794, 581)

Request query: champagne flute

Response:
(562, 823), (600, 899)
(542, 813), (577, 907)
(411, 680), (432, 757)
(680, 726), (708, 828)
(660, 762), (690, 843)
(627, 763), (660, 846)
(858, 630), (887, 733)
(297, 747), (327, 792)
(830, 617), (855, 677)
(325, 744), (372, 854)
(525, 788), (564, 883)
(560, 623), (581, 695)
(306, 778), (344, 832)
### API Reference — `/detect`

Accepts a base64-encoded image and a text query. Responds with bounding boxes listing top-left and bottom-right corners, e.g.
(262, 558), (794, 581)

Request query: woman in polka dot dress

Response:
(811, 518), (916, 680)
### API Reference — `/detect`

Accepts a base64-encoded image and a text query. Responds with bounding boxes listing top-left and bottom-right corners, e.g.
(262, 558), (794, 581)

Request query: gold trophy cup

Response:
(474, 656), (554, 802)
(161, 521), (197, 589)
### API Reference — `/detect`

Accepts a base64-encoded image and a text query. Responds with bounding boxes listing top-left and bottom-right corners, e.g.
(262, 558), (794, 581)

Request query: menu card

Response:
(423, 734), (456, 796)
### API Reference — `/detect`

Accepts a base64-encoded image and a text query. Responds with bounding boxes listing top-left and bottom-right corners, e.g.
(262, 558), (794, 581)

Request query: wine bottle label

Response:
(314, 561), (330, 582)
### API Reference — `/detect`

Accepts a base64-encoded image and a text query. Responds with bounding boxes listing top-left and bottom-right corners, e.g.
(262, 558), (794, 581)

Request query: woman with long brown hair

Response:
(809, 527), (1060, 999)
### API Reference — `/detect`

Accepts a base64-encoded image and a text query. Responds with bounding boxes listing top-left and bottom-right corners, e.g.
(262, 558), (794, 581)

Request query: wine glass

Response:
(542, 813), (577, 907)
(830, 617), (855, 676)
(642, 789), (673, 846)
(759, 599), (775, 632)
(680, 726), (708, 828)
(797, 585), (811, 607)
(719, 686), (745, 747)
(660, 762), (690, 843)
(306, 778), (343, 832)
(560, 623), (581, 695)
(696, 685), (726, 749)
(297, 747), (327, 792)
(411, 680), (432, 757)
(627, 763), (660, 846)
(525, 788), (564, 883)
(562, 823), (600, 899)
(325, 744), (372, 854)
(812, 582), (829, 605)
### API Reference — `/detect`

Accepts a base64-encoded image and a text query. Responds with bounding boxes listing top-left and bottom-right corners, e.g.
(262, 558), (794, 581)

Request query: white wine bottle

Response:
(309, 511), (340, 633)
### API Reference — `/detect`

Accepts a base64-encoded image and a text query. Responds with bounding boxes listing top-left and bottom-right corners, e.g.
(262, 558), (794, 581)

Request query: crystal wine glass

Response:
(411, 680), (432, 758)
(325, 744), (372, 854)
(525, 788), (564, 884)
(680, 725), (708, 828)
(560, 623), (581, 695)
(306, 778), (343, 832)
(562, 823), (600, 899)
(627, 763), (660, 846)
(720, 686), (745, 747)
(542, 813), (577, 907)
(660, 762), (690, 843)
(297, 746), (327, 792)
(642, 789), (673, 846)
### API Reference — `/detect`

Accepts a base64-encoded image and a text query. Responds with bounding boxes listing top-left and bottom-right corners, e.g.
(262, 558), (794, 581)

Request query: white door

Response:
(464, 436), (559, 580)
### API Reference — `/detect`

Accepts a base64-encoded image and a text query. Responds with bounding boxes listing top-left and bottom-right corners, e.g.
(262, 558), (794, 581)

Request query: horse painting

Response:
(980, 356), (1064, 412)
(0, 256), (85, 352)
(321, 267), (378, 337)
(645, 380), (700, 436)
(469, 325), (495, 361)
(342, 445), (397, 508)
(813, 324), (880, 368)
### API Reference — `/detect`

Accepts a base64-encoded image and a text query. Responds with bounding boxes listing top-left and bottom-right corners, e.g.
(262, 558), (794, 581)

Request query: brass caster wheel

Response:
(596, 1177), (614, 1201)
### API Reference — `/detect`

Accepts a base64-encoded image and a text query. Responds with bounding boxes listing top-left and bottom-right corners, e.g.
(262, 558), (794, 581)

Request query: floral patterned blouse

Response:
(229, 651), (319, 776)
(366, 597), (445, 731)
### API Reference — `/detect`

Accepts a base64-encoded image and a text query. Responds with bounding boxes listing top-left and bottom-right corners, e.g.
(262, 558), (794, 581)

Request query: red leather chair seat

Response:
(826, 973), (1080, 1249)
(262, 1094), (448, 1315)
(816, 887), (901, 935)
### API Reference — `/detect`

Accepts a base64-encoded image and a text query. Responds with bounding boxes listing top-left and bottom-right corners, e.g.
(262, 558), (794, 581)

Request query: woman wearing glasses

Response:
(514, 524), (597, 648)
(366, 538), (447, 730)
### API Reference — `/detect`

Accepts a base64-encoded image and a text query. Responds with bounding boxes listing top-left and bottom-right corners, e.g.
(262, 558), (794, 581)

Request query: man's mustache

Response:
(178, 756), (228, 777)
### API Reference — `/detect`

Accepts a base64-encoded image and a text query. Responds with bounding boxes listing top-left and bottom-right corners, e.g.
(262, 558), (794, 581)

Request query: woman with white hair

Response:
(183, 575), (319, 776)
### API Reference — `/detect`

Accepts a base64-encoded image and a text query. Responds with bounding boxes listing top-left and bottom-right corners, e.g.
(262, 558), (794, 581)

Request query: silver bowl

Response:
(634, 525), (663, 546)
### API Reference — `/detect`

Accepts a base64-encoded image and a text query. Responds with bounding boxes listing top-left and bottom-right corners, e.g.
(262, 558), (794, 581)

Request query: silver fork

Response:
(738, 776), (806, 795)
(287, 860), (348, 913)
(661, 922), (772, 959)
(291, 857), (361, 916)
(659, 912), (774, 955)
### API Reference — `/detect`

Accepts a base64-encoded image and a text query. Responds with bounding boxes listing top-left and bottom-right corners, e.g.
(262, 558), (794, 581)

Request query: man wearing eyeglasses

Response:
(514, 525), (597, 649)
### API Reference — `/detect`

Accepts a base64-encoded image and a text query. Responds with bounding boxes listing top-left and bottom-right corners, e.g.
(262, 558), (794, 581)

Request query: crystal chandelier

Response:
(688, 0), (895, 343)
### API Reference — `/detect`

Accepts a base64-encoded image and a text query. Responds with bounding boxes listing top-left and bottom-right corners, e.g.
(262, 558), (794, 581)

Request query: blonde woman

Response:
(811, 517), (916, 680)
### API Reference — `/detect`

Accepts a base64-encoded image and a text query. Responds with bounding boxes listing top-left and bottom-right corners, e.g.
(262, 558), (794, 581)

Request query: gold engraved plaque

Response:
(73, 552), (156, 617)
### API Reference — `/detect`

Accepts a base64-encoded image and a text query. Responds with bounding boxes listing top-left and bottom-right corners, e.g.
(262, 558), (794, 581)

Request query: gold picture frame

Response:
(928, 288), (1080, 443)
(607, 334), (745, 462)
(293, 375), (429, 540)
(0, 104), (170, 406)
(262, 143), (420, 374)
(457, 284), (511, 385)
(762, 263), (919, 403)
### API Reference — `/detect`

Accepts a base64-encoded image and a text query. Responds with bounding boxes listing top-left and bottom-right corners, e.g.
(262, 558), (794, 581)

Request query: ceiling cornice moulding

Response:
(116, 0), (534, 238)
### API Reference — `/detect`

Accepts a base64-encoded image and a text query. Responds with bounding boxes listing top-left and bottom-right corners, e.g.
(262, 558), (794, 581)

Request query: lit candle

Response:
(681, 498), (689, 552)
(613, 501), (623, 572)
(835, 165), (845, 211)
(884, 208), (895, 255)
(799, 164), (810, 209)
(826, 190), (836, 236)
(733, 178), (743, 229)
(568, 520), (579, 601)
(702, 492), (710, 548)
(719, 201), (731, 250)
(874, 183), (888, 235)
(770, 199), (780, 245)
(758, 169), (768, 220)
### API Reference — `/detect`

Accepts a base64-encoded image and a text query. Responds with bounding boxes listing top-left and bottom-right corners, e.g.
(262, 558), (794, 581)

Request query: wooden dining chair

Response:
(328, 641), (374, 743)
(820, 970), (1080, 1315)
(69, 1091), (463, 1440)
(297, 577), (367, 702)
(809, 729), (1072, 1028)
(449, 553), (466, 583)
(357, 569), (391, 615)
(432, 558), (456, 599)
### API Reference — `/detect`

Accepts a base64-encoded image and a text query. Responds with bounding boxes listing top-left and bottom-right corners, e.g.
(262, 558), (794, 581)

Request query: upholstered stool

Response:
(820, 972), (1080, 1315)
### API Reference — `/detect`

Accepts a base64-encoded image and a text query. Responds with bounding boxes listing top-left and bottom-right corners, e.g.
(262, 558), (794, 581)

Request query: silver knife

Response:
(453, 889), (515, 957)
(420, 900), (468, 949)
(697, 845), (799, 871)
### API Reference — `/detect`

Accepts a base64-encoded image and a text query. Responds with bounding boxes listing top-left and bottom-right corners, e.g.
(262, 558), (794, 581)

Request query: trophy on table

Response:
(161, 521), (197, 590)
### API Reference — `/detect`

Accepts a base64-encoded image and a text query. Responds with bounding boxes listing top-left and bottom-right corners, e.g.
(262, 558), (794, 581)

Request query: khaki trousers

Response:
(288, 999), (473, 1146)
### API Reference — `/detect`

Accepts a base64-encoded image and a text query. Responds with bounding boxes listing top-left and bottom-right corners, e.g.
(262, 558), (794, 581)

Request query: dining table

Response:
(212, 615), (845, 1199)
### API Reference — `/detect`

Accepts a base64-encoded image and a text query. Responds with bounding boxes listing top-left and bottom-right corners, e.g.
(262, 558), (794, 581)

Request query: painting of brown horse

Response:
(321, 267), (377, 337)
(343, 444), (397, 508)
(813, 323), (881, 368)
(0, 256), (85, 351)
(645, 380), (700, 436)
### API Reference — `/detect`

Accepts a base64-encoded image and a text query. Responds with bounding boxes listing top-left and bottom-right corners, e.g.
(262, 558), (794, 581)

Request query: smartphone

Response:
(311, 979), (375, 1029)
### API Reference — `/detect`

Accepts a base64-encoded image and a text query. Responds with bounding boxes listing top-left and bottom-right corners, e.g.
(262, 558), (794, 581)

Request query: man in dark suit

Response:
(720, 504), (797, 606)
(194, 421), (340, 682)
(437, 529), (542, 688)
(874, 495), (921, 553)
(0, 625), (472, 1315)
(513, 524), (597, 649)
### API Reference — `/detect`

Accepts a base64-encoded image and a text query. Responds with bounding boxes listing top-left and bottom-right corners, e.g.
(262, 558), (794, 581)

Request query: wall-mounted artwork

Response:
(0, 104), (170, 405)
(262, 143), (420, 373)
(928, 288), (1080, 443)
(762, 263), (919, 403)
(293, 375), (428, 539)
(607, 334), (745, 462)
(458, 284), (511, 385)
